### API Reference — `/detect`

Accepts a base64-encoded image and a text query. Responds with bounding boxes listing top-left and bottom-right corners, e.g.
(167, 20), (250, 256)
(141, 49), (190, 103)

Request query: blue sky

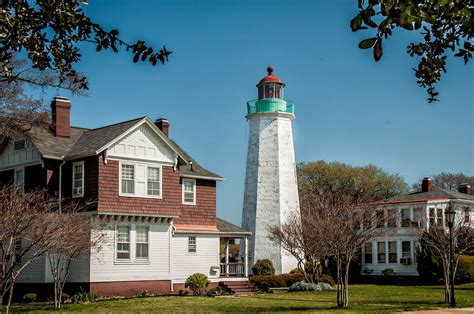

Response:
(53, 0), (472, 224)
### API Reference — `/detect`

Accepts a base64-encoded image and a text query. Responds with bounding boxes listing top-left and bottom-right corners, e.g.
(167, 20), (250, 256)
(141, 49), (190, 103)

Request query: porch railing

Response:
(220, 262), (244, 276)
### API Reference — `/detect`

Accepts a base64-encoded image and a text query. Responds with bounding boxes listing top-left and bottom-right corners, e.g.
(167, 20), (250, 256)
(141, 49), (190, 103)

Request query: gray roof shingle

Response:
(216, 218), (251, 234)
(383, 186), (474, 203)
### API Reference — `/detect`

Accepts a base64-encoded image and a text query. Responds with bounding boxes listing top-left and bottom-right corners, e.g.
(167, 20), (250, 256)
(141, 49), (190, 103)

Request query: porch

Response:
(217, 218), (252, 278)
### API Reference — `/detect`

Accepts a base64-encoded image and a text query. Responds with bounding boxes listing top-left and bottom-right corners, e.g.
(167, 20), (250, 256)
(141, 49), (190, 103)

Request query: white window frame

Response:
(72, 161), (84, 198)
(135, 225), (150, 261)
(119, 161), (162, 199)
(146, 166), (162, 198)
(14, 167), (25, 191)
(115, 225), (131, 261)
(182, 178), (196, 205)
(188, 236), (197, 254)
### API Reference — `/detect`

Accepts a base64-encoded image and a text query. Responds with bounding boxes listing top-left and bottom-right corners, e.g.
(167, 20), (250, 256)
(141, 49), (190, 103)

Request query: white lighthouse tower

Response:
(242, 66), (300, 274)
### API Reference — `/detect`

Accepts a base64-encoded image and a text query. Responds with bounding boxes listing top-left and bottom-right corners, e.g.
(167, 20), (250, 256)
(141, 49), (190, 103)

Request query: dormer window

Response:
(72, 161), (84, 197)
(182, 178), (196, 205)
(13, 140), (25, 151)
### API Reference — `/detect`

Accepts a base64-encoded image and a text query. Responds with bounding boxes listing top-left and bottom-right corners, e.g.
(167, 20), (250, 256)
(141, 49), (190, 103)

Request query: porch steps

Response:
(219, 280), (260, 295)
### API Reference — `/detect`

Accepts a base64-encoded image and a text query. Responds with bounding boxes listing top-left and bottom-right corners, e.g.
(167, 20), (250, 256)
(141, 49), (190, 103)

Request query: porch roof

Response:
(217, 218), (251, 236)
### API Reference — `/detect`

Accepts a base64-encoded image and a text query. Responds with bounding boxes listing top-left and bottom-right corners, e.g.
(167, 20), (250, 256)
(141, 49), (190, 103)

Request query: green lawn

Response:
(11, 283), (474, 313)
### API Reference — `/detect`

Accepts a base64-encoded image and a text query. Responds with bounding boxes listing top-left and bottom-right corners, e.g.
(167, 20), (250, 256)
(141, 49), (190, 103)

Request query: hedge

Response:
(249, 273), (336, 291)
(456, 255), (474, 284)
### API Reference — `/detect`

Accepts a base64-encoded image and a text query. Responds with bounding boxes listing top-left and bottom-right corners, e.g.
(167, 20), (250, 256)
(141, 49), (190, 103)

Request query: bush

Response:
(456, 255), (474, 283)
(252, 259), (275, 276)
(178, 289), (189, 296)
(185, 273), (210, 296)
(416, 239), (443, 282)
(70, 290), (98, 303)
(23, 293), (37, 303)
(290, 268), (302, 274)
(288, 281), (334, 292)
(321, 274), (335, 286)
(249, 273), (304, 291)
(382, 268), (395, 276)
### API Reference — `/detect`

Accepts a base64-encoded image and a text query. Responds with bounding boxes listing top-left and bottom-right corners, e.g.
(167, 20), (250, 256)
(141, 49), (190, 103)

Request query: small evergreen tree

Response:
(252, 259), (275, 276)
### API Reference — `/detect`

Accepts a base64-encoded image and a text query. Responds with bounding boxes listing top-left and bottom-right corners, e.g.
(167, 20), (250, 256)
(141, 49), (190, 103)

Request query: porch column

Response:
(225, 239), (229, 276)
(244, 236), (249, 277)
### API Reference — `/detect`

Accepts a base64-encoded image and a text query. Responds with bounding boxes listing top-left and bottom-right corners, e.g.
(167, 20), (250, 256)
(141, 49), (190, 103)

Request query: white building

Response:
(242, 67), (300, 274)
(361, 177), (474, 276)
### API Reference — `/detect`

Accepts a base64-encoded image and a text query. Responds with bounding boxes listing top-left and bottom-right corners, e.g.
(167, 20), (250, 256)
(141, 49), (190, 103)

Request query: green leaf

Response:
(359, 38), (377, 49)
(373, 39), (383, 61)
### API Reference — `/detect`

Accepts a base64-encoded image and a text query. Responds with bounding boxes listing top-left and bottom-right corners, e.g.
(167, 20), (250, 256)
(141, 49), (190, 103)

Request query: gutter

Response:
(58, 157), (66, 213)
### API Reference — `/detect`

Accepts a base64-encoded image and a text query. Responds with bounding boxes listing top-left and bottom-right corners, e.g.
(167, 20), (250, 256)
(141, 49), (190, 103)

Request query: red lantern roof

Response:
(258, 66), (284, 85)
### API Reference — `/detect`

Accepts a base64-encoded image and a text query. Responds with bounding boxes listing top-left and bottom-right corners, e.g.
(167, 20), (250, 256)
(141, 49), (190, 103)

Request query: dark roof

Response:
(382, 186), (474, 204)
(65, 117), (144, 160)
(216, 218), (251, 235)
(170, 140), (223, 180)
(28, 126), (87, 159)
(24, 116), (222, 180)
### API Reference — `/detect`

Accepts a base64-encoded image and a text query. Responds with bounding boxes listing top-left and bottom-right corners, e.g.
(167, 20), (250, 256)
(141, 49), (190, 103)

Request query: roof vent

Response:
(13, 140), (25, 151)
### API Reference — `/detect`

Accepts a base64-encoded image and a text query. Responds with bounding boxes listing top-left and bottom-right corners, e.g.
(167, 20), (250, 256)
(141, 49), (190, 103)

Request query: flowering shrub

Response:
(185, 273), (210, 296)
(288, 281), (333, 292)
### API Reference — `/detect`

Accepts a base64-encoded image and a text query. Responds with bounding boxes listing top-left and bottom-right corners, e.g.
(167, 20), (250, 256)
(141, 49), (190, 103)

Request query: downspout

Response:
(169, 222), (176, 292)
(58, 158), (66, 213)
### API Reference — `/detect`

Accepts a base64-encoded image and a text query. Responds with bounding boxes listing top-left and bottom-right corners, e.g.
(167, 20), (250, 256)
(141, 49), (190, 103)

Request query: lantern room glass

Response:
(258, 83), (284, 100)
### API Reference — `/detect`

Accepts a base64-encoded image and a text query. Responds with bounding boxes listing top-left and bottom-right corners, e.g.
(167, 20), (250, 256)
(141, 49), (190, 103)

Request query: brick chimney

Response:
(458, 183), (472, 195)
(155, 118), (169, 137)
(51, 96), (71, 139)
(421, 177), (432, 192)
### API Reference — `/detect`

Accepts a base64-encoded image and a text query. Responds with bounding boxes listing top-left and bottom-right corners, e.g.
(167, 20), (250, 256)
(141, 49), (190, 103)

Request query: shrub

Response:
(456, 255), (474, 283)
(252, 259), (275, 276)
(288, 281), (334, 292)
(23, 293), (37, 303)
(382, 268), (395, 276)
(185, 273), (210, 296)
(249, 273), (304, 291)
(416, 239), (443, 282)
(321, 274), (335, 286)
(178, 289), (189, 296)
(290, 268), (302, 274)
(71, 290), (98, 303)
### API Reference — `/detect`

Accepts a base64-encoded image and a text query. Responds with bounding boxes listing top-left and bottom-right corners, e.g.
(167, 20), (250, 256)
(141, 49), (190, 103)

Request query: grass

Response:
(11, 283), (474, 313)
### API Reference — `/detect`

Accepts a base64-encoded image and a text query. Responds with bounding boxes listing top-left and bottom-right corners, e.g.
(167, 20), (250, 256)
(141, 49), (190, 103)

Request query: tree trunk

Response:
(5, 280), (14, 314)
(342, 260), (350, 308)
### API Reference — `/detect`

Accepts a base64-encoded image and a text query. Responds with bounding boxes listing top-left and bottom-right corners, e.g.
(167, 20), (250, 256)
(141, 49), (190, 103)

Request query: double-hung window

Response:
(464, 207), (471, 224)
(401, 208), (411, 227)
(402, 241), (411, 259)
(183, 179), (196, 205)
(429, 208), (436, 226)
(436, 208), (444, 226)
(388, 241), (397, 263)
(188, 236), (197, 253)
(377, 242), (386, 264)
(147, 167), (161, 197)
(116, 226), (131, 260)
(136, 226), (149, 260)
(72, 161), (84, 197)
(14, 167), (24, 191)
(121, 164), (135, 194)
(364, 242), (373, 264)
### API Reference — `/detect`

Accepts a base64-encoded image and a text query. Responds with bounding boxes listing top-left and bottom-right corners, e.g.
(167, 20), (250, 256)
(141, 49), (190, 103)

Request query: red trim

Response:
(356, 198), (450, 206)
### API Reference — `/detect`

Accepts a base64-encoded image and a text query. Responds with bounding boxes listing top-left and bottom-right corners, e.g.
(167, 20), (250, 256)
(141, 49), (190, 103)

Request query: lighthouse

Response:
(242, 66), (300, 274)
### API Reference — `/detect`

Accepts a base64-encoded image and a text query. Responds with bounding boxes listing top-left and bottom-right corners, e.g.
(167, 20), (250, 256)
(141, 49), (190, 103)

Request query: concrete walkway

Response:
(404, 308), (474, 313)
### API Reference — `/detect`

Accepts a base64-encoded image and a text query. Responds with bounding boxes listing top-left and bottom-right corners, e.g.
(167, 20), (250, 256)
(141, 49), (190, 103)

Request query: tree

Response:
(0, 186), (83, 313)
(297, 161), (408, 207)
(1, 0), (171, 91)
(269, 213), (326, 283)
(412, 172), (474, 191)
(46, 208), (103, 310)
(270, 190), (383, 308)
(351, 0), (473, 102)
(420, 209), (474, 304)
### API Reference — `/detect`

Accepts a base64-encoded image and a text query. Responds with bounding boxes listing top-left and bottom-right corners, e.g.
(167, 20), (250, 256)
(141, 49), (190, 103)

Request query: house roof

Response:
(24, 117), (222, 180)
(378, 186), (474, 204)
(216, 218), (251, 235)
(170, 140), (223, 181)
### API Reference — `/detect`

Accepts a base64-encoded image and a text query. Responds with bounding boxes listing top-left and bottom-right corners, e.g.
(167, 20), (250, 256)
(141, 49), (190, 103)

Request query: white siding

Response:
(171, 233), (220, 282)
(0, 139), (41, 170)
(90, 222), (171, 282)
(108, 124), (175, 164)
